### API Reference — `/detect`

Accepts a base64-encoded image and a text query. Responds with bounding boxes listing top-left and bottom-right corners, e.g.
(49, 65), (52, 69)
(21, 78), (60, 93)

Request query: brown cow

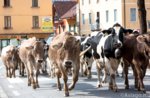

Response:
(1, 45), (18, 78)
(48, 32), (80, 96)
(19, 37), (46, 89)
(121, 33), (150, 93)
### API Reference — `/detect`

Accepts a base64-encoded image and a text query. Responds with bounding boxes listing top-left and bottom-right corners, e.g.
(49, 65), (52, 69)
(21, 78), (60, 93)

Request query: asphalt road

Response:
(0, 59), (150, 98)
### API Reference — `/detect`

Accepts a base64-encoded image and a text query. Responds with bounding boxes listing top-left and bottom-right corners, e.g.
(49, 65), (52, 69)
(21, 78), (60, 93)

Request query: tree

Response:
(137, 0), (147, 34)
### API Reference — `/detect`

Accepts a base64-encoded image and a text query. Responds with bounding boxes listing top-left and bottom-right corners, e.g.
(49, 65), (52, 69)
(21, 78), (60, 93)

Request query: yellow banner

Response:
(42, 16), (53, 32)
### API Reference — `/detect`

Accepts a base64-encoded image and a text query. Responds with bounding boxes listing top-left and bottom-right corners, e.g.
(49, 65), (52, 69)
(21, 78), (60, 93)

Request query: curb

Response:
(0, 86), (8, 98)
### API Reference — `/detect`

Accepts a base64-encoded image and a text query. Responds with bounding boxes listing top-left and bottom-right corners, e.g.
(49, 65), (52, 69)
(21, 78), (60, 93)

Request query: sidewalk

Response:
(0, 57), (8, 98)
(0, 86), (8, 98)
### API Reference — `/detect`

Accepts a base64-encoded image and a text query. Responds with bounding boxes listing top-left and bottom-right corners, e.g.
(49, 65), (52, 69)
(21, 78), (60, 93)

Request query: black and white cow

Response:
(82, 23), (132, 91)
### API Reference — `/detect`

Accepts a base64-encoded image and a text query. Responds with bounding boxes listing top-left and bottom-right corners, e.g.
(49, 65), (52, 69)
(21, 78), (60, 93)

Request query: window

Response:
(32, 16), (39, 28)
(89, 13), (92, 24)
(82, 0), (84, 5)
(82, 14), (85, 24)
(1, 39), (10, 48)
(4, 0), (10, 7)
(130, 8), (136, 21)
(114, 9), (117, 22)
(74, 24), (76, 32)
(32, 0), (38, 7)
(148, 21), (150, 29)
(106, 10), (109, 22)
(96, 12), (100, 29)
(4, 16), (11, 29)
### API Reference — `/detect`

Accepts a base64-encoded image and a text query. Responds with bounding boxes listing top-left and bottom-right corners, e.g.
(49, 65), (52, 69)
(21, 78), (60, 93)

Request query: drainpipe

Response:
(78, 0), (81, 35)
(123, 0), (126, 28)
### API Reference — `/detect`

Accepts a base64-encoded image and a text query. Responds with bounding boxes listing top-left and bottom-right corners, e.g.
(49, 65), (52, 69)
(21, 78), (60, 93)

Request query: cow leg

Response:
(124, 64), (129, 89)
(131, 64), (138, 89)
(56, 72), (62, 91)
(136, 70), (145, 92)
(6, 67), (9, 77)
(26, 68), (31, 86)
(12, 67), (16, 78)
(108, 59), (119, 92)
(123, 60), (129, 89)
(69, 66), (79, 90)
(80, 60), (84, 77)
(102, 64), (107, 83)
(8, 68), (11, 78)
(35, 69), (40, 88)
(86, 57), (93, 79)
(30, 72), (36, 89)
(62, 73), (69, 96)
(133, 60), (145, 93)
(96, 62), (102, 88)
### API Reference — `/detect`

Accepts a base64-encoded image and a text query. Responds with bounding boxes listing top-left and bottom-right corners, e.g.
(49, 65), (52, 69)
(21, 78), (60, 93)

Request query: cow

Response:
(19, 37), (46, 89)
(80, 36), (93, 78)
(48, 32), (80, 96)
(40, 39), (49, 74)
(121, 33), (150, 93)
(81, 29), (112, 88)
(81, 23), (132, 91)
(1, 45), (18, 78)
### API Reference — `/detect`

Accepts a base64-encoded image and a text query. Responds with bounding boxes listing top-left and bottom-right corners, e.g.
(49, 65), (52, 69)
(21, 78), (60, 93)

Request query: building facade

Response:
(78, 0), (150, 35)
(53, 0), (77, 35)
(0, 0), (53, 50)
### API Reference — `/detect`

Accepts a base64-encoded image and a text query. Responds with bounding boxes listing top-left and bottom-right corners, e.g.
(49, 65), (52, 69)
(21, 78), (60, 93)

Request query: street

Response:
(0, 59), (150, 98)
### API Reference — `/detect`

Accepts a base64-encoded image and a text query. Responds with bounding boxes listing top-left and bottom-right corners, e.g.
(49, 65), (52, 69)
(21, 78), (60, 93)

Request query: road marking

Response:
(8, 85), (14, 88)
(7, 77), (24, 84)
(12, 90), (20, 96)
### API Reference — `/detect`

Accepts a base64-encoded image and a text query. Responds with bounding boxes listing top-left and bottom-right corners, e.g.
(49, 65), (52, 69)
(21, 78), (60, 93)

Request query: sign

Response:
(42, 16), (53, 32)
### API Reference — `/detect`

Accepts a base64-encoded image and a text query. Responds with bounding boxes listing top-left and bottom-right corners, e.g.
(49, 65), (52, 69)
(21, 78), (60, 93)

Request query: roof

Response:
(53, 1), (77, 19)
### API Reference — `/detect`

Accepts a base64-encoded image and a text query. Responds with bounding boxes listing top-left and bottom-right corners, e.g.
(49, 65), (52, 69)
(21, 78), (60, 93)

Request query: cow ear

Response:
(52, 43), (63, 50)
(26, 46), (34, 50)
(137, 35), (146, 43)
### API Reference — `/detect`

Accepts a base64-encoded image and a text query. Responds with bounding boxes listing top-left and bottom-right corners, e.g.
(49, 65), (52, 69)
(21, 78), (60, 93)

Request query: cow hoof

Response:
(125, 85), (129, 89)
(36, 84), (40, 88)
(113, 89), (118, 92)
(97, 84), (102, 88)
(102, 80), (107, 83)
(142, 90), (146, 93)
(87, 75), (92, 79)
(69, 85), (74, 90)
(109, 85), (113, 90)
(33, 85), (36, 89)
(28, 83), (31, 86)
(57, 87), (62, 91)
(64, 92), (69, 97)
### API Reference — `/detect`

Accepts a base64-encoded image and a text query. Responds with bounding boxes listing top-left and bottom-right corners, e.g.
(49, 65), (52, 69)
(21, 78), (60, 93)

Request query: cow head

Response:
(26, 41), (45, 64)
(137, 34), (150, 54)
(59, 35), (80, 70)
(104, 23), (125, 58)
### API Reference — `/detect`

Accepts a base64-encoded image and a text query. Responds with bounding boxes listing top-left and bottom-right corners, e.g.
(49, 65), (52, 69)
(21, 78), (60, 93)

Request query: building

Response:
(78, 0), (150, 35)
(53, 0), (78, 35)
(0, 0), (53, 51)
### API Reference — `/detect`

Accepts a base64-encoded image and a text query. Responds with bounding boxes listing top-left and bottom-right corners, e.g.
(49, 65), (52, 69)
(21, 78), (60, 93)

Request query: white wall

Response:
(99, 0), (123, 29)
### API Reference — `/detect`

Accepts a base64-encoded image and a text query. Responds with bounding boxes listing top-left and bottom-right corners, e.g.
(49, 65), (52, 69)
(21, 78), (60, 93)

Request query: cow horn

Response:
(80, 46), (91, 57)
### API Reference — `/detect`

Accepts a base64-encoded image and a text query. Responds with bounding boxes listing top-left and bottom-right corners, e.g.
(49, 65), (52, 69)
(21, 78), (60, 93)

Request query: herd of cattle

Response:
(1, 23), (150, 96)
